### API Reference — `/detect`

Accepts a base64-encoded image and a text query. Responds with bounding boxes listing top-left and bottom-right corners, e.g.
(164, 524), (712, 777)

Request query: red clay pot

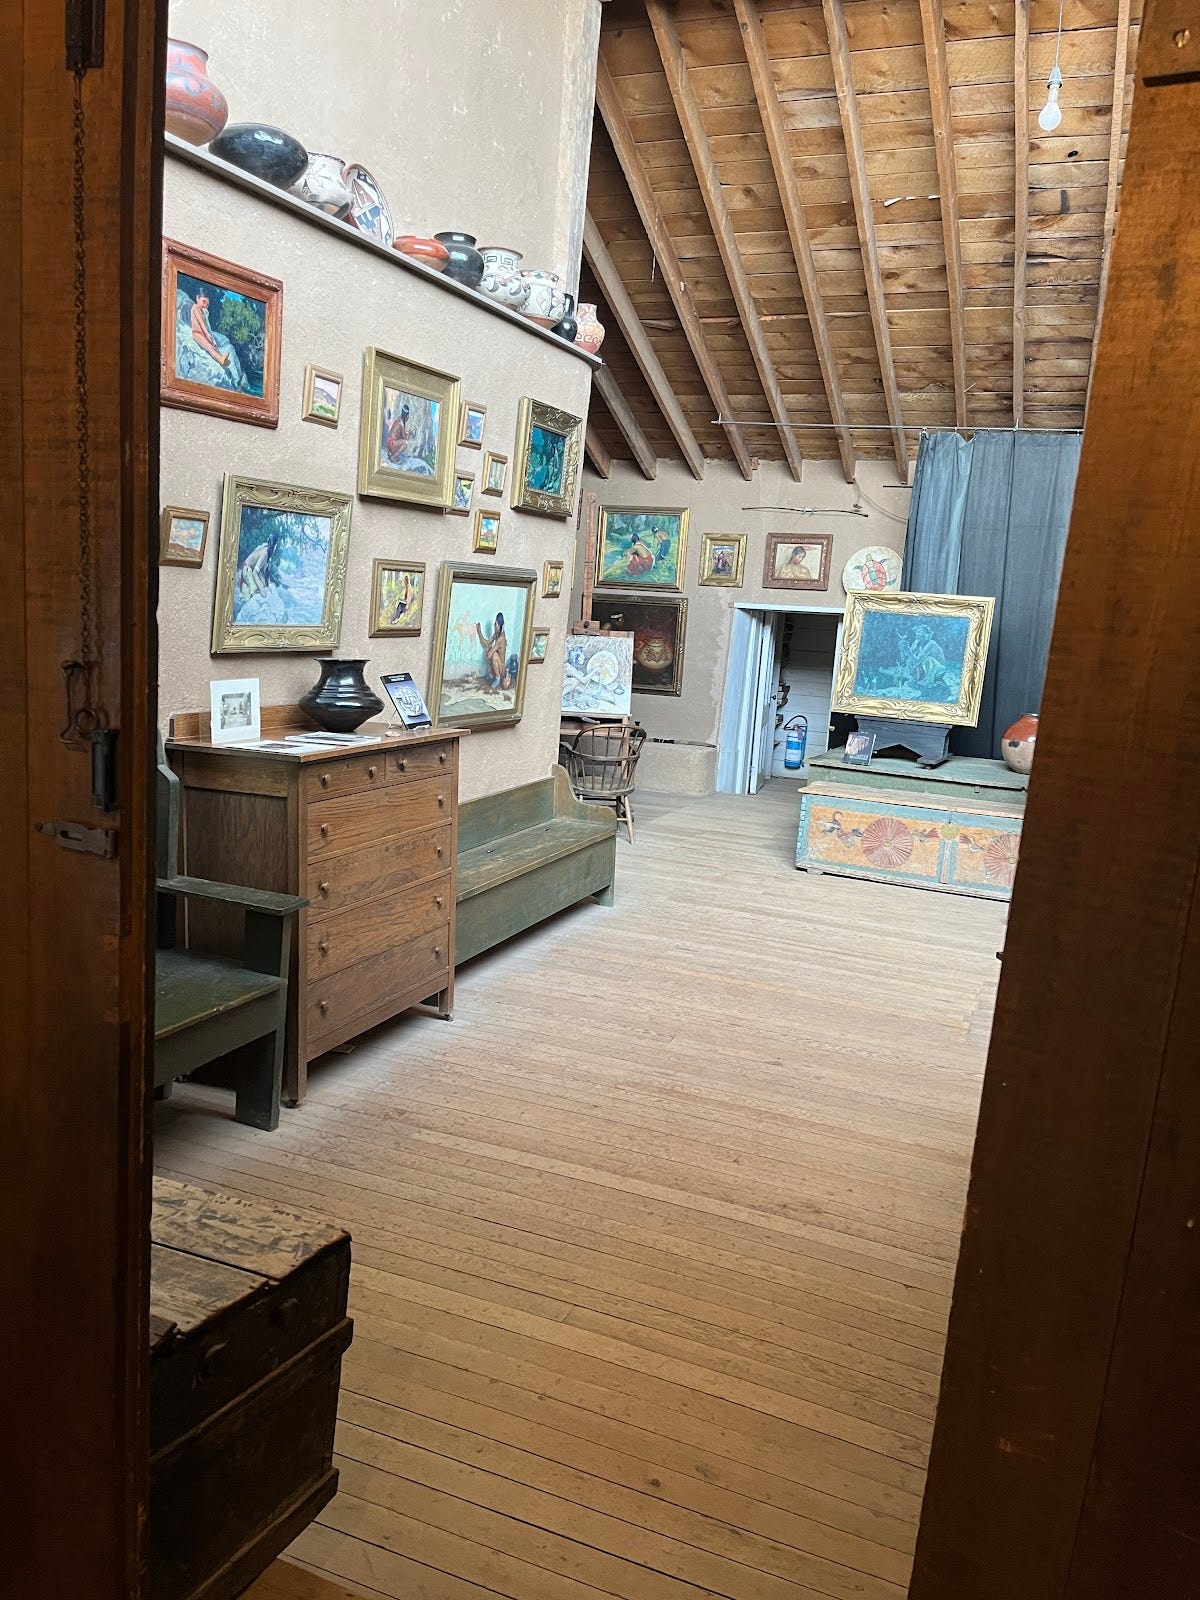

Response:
(394, 235), (450, 272)
(1001, 712), (1038, 775)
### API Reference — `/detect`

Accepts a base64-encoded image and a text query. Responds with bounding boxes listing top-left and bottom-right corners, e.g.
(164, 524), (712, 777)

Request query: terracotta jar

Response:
(1001, 712), (1038, 775)
(289, 152), (353, 218)
(164, 39), (229, 147)
(394, 235), (450, 271)
(575, 301), (606, 355)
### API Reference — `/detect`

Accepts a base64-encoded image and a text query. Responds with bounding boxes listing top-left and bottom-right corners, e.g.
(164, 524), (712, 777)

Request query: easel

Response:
(571, 491), (601, 636)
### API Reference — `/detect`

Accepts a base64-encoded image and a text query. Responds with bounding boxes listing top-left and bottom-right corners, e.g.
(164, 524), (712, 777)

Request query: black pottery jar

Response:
(434, 231), (485, 289)
(210, 122), (309, 188)
(299, 659), (384, 733)
(552, 291), (579, 344)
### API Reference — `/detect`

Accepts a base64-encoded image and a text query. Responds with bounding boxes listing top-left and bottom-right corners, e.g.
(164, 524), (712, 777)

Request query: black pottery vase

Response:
(299, 659), (384, 733)
(210, 122), (309, 188)
(434, 231), (485, 289)
(552, 292), (579, 344)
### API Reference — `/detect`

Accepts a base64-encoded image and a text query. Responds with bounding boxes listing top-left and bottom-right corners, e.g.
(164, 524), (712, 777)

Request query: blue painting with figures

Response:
(853, 609), (970, 705)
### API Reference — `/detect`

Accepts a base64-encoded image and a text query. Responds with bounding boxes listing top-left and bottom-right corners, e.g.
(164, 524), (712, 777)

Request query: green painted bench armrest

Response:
(157, 875), (307, 916)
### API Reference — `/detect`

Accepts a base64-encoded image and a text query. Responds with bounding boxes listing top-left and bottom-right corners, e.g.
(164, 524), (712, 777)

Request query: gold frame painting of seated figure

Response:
(831, 590), (996, 728)
(698, 533), (746, 588)
(358, 347), (461, 508)
(428, 562), (537, 731)
(161, 239), (283, 427)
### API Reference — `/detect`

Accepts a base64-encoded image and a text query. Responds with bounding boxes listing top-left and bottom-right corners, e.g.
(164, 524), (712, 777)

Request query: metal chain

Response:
(66, 69), (101, 739)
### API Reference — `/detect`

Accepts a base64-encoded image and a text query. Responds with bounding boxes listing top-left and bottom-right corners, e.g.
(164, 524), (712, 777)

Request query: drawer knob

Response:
(437, 794), (446, 807)
(436, 896), (444, 909)
(320, 772), (330, 787)
(319, 823), (329, 837)
(398, 758), (407, 772)
(436, 846), (444, 857)
(318, 939), (329, 955)
(438, 751), (446, 764)
(318, 999), (328, 1015)
(368, 764), (378, 778)
(319, 881), (329, 895)
(434, 946), (443, 960)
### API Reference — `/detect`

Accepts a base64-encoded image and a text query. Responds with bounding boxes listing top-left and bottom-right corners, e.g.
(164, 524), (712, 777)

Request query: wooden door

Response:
(1, 0), (162, 1593)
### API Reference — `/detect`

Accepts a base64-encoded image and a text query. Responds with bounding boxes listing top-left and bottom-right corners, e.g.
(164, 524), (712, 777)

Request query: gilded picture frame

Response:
(357, 347), (461, 508)
(763, 532), (832, 591)
(159, 506), (210, 568)
(369, 558), (426, 638)
(161, 239), (283, 428)
(211, 474), (353, 654)
(529, 628), (550, 665)
(301, 363), (343, 427)
(589, 594), (688, 696)
(542, 560), (565, 598)
(596, 506), (688, 591)
(831, 590), (996, 728)
(698, 533), (746, 588)
(511, 396), (583, 519)
(427, 562), (537, 731)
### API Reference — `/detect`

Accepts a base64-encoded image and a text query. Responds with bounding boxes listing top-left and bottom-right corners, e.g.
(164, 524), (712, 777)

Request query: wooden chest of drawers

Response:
(167, 709), (463, 1102)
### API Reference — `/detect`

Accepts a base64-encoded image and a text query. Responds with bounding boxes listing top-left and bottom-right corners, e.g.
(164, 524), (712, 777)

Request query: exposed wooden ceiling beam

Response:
(583, 212), (705, 481)
(584, 425), (612, 480)
(1088, 0), (1133, 410)
(919, 0), (968, 429)
(734, 0), (854, 484)
(821, 0), (908, 482)
(643, 1), (805, 482)
(593, 364), (658, 480)
(595, 57), (755, 479)
(1013, 0), (1029, 428)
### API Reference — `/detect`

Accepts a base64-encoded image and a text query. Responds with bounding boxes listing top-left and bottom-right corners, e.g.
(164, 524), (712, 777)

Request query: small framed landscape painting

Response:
(543, 561), (565, 598)
(161, 240), (282, 427)
(358, 347), (460, 508)
(482, 451), (508, 497)
(699, 533), (745, 588)
(597, 507), (688, 591)
(589, 595), (688, 696)
(763, 532), (833, 591)
(512, 397), (583, 519)
(529, 628), (550, 665)
(459, 401), (487, 448)
(160, 506), (210, 568)
(832, 590), (996, 727)
(428, 562), (536, 731)
(209, 676), (261, 745)
(302, 364), (343, 427)
(210, 474), (352, 654)
(474, 510), (500, 554)
(369, 559), (425, 637)
(450, 472), (474, 515)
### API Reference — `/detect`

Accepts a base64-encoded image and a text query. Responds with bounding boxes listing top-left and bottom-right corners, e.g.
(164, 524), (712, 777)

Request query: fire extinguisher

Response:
(783, 715), (808, 770)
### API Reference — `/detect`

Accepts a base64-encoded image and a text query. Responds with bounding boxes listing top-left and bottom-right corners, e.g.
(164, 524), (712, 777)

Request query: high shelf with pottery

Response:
(168, 706), (464, 1103)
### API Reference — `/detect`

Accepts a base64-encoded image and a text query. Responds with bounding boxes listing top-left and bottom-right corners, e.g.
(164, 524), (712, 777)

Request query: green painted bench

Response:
(456, 764), (617, 965)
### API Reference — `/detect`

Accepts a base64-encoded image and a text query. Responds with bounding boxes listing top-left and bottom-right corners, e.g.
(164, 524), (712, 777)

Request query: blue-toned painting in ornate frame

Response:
(831, 590), (995, 726)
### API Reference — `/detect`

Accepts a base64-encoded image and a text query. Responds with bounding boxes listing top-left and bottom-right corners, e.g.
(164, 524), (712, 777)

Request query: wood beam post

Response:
(583, 213), (705, 480)
(1087, 0), (1133, 409)
(584, 425), (613, 479)
(644, 1), (805, 482)
(593, 365), (658, 480)
(595, 58), (755, 479)
(821, 0), (909, 481)
(919, 0), (968, 429)
(1014, 0), (1029, 428)
(734, 0), (854, 483)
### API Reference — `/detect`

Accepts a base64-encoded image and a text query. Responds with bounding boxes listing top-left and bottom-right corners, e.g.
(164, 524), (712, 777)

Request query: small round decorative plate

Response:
(344, 163), (394, 247)
(843, 545), (903, 593)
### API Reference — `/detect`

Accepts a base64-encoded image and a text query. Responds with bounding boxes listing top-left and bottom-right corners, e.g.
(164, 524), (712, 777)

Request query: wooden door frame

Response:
(910, 0), (1200, 1592)
(2, 0), (163, 1592)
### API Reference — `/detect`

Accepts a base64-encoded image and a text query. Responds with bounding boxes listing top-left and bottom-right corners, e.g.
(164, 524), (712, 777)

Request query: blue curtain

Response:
(902, 429), (1082, 758)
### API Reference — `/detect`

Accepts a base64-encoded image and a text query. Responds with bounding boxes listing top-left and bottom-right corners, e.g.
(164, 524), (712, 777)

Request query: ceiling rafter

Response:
(644, 0), (806, 482)
(820, 0), (908, 481)
(594, 56), (755, 479)
(1014, 0), (1029, 429)
(593, 363), (658, 479)
(919, 0), (968, 429)
(1089, 0), (1134, 408)
(583, 212), (705, 480)
(584, 425), (612, 479)
(733, 0), (855, 483)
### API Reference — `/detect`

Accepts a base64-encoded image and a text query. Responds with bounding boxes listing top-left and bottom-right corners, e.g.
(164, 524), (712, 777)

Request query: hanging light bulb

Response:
(1038, 64), (1064, 131)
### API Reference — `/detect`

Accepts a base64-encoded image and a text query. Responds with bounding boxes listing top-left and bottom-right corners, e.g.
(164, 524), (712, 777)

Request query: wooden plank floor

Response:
(158, 780), (1005, 1600)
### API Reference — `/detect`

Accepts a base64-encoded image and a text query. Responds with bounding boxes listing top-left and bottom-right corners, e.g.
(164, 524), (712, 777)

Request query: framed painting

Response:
(302, 364), (343, 427)
(159, 506), (210, 568)
(543, 561), (564, 598)
(210, 474), (353, 654)
(428, 562), (536, 731)
(474, 510), (500, 554)
(763, 532), (832, 591)
(458, 401), (487, 448)
(161, 240), (282, 427)
(512, 397), (583, 518)
(596, 506), (688, 590)
(482, 451), (508, 497)
(450, 472), (474, 515)
(358, 347), (460, 508)
(589, 595), (687, 696)
(698, 533), (745, 588)
(209, 677), (261, 745)
(529, 628), (550, 665)
(369, 559), (426, 637)
(562, 632), (634, 716)
(832, 590), (996, 727)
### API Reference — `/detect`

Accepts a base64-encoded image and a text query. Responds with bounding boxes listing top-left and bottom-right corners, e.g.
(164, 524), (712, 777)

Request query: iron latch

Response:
(34, 819), (119, 858)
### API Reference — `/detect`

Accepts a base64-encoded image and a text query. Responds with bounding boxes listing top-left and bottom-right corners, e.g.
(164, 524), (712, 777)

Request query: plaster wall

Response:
(576, 458), (912, 785)
(159, 159), (594, 802)
(168, 0), (601, 284)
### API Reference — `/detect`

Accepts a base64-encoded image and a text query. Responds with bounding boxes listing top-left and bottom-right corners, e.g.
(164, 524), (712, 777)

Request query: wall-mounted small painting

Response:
(763, 532), (833, 591)
(474, 510), (500, 554)
(561, 632), (634, 716)
(369, 559), (426, 637)
(428, 562), (536, 731)
(358, 348), (460, 508)
(842, 544), (903, 593)
(596, 506), (688, 591)
(458, 401), (487, 449)
(698, 532), (746, 588)
(482, 451), (508, 497)
(529, 628), (550, 665)
(832, 591), (996, 727)
(210, 474), (352, 653)
(301, 364), (343, 427)
(161, 240), (283, 427)
(589, 595), (687, 696)
(159, 506), (210, 568)
(450, 472), (474, 515)
(542, 561), (564, 598)
(512, 397), (583, 518)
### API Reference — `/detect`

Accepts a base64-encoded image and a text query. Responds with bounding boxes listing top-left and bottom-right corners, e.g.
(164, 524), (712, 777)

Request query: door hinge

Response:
(34, 819), (119, 858)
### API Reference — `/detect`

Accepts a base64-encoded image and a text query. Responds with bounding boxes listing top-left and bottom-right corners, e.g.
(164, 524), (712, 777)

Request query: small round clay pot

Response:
(394, 235), (450, 271)
(164, 39), (229, 147)
(1001, 712), (1038, 775)
(210, 122), (309, 189)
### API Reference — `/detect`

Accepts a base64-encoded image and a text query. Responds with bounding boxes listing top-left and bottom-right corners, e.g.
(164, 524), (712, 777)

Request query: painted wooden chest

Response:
(795, 781), (1023, 900)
